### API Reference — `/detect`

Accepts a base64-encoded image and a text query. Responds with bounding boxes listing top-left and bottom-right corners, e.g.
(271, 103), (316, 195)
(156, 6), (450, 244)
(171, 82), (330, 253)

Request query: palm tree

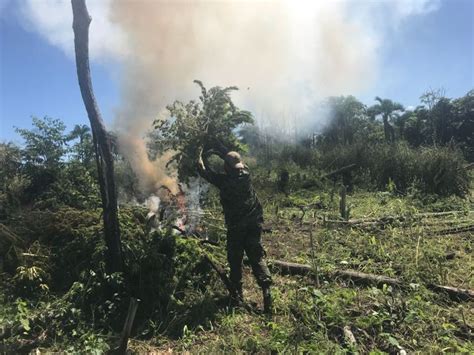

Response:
(67, 124), (93, 164)
(368, 97), (404, 143)
(68, 124), (90, 144)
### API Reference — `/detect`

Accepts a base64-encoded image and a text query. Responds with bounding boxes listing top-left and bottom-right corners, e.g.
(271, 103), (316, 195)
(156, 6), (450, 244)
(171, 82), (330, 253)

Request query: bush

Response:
(1, 205), (221, 349)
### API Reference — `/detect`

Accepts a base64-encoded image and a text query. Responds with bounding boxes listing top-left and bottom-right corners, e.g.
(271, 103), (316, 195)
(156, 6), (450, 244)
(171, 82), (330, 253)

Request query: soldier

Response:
(198, 150), (272, 314)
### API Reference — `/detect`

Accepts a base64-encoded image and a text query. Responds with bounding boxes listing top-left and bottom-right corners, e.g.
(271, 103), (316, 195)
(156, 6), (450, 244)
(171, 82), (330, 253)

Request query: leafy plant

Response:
(154, 80), (253, 181)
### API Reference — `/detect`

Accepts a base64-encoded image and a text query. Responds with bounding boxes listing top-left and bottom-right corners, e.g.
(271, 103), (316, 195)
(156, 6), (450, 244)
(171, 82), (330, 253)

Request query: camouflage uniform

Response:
(198, 162), (272, 293)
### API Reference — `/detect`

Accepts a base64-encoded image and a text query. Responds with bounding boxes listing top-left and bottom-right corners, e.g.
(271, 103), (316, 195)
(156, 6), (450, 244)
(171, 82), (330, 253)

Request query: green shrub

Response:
(1, 206), (222, 348)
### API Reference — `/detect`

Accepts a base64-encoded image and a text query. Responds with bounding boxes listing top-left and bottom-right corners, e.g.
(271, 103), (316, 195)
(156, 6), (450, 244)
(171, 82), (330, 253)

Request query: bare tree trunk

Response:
(72, 0), (123, 273)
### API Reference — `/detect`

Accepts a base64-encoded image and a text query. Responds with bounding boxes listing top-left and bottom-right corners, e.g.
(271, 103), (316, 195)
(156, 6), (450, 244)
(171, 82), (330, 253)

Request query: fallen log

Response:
(417, 210), (473, 218)
(270, 260), (401, 287)
(270, 260), (473, 300)
(427, 284), (474, 301)
(332, 210), (472, 224)
(333, 269), (401, 287)
(427, 224), (474, 236)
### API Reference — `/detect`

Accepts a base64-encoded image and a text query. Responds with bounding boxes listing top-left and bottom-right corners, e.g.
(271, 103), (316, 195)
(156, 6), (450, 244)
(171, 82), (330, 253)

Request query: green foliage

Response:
(368, 96), (404, 143)
(67, 124), (95, 168)
(322, 95), (370, 145)
(154, 80), (253, 181)
(0, 143), (29, 218)
(47, 162), (100, 209)
(0, 205), (224, 350)
(1, 117), (99, 212)
(280, 144), (318, 168)
(1, 183), (472, 352)
(317, 142), (469, 196)
(12, 241), (52, 297)
(15, 116), (68, 169)
(1, 87), (473, 353)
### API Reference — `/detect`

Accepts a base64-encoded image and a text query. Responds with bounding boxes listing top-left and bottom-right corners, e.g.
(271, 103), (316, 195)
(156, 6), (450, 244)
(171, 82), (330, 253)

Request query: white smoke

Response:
(18, 0), (443, 123)
(18, 0), (442, 192)
(182, 177), (209, 232)
(146, 194), (161, 215)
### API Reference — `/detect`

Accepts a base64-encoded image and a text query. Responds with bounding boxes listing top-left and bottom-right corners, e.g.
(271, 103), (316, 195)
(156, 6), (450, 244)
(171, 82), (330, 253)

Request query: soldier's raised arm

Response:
(197, 149), (225, 188)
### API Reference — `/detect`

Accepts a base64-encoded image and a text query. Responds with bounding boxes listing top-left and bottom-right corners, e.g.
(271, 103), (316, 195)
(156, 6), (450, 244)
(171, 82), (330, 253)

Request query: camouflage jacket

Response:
(198, 163), (263, 228)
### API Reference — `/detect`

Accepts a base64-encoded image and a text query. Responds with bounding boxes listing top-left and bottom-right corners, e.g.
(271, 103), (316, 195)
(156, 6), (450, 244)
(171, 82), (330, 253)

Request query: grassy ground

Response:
(1, 188), (473, 353)
(125, 189), (473, 353)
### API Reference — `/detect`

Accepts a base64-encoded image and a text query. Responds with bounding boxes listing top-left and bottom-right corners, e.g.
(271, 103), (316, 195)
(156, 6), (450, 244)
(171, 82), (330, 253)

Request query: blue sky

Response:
(0, 2), (120, 143)
(0, 0), (472, 143)
(359, 0), (473, 105)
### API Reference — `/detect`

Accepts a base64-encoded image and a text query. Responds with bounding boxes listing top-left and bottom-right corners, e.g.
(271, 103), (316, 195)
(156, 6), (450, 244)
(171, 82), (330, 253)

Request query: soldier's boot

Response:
(262, 287), (272, 315)
(230, 283), (244, 306)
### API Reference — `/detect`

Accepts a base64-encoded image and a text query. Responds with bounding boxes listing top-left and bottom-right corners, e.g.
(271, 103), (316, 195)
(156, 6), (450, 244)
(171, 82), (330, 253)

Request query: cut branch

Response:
(203, 255), (237, 297)
(72, 0), (123, 273)
(427, 284), (474, 301)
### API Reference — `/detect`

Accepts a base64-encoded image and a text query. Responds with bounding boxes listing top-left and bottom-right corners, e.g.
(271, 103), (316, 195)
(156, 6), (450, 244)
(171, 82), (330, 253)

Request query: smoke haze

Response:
(110, 0), (378, 193)
(19, 0), (441, 194)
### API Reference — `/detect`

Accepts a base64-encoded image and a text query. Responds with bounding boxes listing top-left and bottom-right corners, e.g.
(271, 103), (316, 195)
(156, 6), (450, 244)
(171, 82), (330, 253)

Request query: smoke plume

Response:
(19, 0), (441, 195)
(111, 1), (376, 125)
(110, 0), (378, 193)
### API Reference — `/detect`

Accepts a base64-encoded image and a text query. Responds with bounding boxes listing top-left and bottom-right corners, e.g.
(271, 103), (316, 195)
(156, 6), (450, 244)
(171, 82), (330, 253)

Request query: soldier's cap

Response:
(224, 151), (245, 169)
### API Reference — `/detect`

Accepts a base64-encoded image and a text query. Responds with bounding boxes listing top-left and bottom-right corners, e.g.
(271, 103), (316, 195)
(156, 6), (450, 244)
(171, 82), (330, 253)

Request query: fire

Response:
(146, 178), (208, 237)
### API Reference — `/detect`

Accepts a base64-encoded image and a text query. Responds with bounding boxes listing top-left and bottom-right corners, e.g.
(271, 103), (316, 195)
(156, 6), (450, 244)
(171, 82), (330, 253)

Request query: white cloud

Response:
(390, 0), (442, 18)
(19, 0), (127, 61)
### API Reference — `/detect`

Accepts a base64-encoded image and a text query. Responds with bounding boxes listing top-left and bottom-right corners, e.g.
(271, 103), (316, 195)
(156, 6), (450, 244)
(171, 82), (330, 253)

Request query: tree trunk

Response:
(72, 0), (123, 273)
(383, 115), (395, 143)
(117, 298), (140, 354)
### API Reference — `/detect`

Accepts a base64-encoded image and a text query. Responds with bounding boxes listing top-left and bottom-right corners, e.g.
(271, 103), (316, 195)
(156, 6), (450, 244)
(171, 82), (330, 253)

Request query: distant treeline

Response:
(1, 90), (472, 218)
(239, 89), (473, 196)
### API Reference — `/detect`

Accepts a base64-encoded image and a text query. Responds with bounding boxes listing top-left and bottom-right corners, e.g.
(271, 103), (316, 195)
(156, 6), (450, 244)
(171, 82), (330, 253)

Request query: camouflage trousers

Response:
(226, 222), (272, 291)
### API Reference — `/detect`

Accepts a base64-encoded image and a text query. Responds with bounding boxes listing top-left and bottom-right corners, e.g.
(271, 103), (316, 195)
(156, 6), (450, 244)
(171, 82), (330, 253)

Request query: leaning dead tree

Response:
(72, 0), (123, 273)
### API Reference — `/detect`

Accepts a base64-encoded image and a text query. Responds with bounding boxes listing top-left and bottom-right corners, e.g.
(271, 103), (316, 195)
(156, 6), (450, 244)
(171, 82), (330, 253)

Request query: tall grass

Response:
(318, 142), (469, 196)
